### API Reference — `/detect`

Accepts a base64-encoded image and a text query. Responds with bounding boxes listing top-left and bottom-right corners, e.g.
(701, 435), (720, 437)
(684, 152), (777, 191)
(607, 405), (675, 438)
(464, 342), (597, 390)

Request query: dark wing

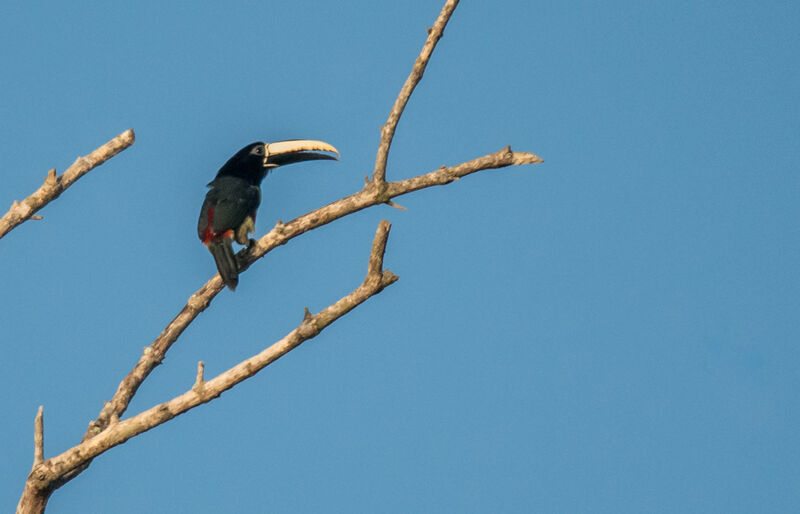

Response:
(198, 176), (261, 241)
(210, 188), (260, 233)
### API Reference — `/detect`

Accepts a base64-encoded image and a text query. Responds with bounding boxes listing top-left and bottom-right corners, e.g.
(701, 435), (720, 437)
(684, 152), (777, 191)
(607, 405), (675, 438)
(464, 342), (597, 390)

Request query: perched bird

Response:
(198, 140), (339, 290)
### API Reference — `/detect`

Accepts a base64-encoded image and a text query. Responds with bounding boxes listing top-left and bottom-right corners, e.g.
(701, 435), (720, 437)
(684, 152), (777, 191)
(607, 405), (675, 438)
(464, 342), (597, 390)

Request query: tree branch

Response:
(0, 130), (135, 241)
(84, 145), (541, 446)
(372, 0), (459, 184)
(20, 221), (397, 504)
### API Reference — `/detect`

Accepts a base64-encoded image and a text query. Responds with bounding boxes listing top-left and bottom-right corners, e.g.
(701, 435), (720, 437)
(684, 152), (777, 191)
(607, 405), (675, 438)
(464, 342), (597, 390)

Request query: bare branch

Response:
(372, 0), (459, 183)
(383, 147), (543, 198)
(33, 406), (44, 468)
(0, 130), (135, 241)
(22, 221), (397, 496)
(84, 145), (541, 447)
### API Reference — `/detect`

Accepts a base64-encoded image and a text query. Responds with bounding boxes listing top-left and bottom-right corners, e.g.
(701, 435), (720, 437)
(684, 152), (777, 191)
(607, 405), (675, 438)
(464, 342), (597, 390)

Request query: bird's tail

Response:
(208, 238), (238, 290)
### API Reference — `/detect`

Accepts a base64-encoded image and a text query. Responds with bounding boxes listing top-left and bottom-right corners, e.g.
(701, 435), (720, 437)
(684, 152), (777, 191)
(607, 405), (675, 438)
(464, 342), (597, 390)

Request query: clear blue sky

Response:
(2, 1), (798, 512)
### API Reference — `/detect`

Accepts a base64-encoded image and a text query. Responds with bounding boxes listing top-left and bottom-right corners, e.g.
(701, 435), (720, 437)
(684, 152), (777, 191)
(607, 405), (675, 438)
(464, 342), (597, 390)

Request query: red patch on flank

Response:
(202, 206), (216, 244)
(202, 206), (235, 245)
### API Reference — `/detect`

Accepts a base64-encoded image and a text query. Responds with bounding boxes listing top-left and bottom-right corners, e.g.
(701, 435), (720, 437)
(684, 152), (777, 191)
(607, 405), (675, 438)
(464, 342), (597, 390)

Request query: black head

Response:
(215, 140), (339, 185)
(215, 142), (269, 185)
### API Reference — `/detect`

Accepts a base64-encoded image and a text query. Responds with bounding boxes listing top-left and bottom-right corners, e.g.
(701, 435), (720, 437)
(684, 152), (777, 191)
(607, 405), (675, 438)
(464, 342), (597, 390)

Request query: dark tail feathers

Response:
(209, 239), (238, 290)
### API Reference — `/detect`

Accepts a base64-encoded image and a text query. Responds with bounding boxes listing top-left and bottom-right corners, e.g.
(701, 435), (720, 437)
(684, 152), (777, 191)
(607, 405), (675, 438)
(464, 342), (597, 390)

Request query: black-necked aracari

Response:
(198, 140), (339, 290)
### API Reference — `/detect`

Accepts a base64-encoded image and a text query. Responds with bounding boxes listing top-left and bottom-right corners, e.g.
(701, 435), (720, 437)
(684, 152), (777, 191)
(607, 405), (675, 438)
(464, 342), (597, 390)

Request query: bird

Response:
(198, 139), (339, 290)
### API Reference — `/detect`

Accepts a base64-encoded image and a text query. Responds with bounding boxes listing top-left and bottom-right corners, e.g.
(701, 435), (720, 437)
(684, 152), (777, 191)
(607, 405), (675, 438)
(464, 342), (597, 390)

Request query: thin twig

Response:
(194, 361), (205, 390)
(26, 220), (397, 488)
(385, 200), (408, 211)
(33, 406), (44, 468)
(372, 0), (460, 184)
(0, 130), (135, 241)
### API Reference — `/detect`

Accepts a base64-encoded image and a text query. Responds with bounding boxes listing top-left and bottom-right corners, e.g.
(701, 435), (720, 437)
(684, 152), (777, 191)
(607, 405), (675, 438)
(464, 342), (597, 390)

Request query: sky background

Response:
(1, 0), (799, 512)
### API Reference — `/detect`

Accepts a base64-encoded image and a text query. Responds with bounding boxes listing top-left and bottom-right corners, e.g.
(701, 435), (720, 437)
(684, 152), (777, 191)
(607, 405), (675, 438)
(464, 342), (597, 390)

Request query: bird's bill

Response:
(263, 139), (339, 168)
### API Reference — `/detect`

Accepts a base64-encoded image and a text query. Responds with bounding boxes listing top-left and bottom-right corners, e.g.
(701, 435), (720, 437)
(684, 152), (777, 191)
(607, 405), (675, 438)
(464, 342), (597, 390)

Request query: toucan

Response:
(198, 140), (339, 290)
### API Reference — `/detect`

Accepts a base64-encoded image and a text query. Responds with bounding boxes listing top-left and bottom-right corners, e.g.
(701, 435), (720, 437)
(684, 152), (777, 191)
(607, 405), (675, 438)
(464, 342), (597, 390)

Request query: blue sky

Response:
(2, 1), (799, 512)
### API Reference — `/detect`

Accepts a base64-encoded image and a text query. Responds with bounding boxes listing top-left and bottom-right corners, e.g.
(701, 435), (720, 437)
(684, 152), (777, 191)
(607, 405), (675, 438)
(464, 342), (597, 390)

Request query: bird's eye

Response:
(252, 146), (263, 155)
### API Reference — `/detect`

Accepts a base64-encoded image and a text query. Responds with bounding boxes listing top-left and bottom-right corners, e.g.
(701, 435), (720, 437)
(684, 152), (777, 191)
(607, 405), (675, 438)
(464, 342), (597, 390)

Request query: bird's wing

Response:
(208, 181), (260, 231)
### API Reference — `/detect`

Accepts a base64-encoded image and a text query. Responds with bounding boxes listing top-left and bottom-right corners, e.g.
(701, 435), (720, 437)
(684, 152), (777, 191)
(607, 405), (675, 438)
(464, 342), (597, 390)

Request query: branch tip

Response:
(303, 307), (313, 321)
(33, 405), (44, 467)
(512, 151), (544, 165)
(385, 200), (407, 211)
(382, 270), (400, 286)
(194, 361), (205, 389)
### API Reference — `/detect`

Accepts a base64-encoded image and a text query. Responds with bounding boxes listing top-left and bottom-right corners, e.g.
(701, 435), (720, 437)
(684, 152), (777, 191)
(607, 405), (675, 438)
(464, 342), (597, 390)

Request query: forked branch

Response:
(85, 145), (541, 445)
(19, 221), (397, 508)
(373, 0), (460, 184)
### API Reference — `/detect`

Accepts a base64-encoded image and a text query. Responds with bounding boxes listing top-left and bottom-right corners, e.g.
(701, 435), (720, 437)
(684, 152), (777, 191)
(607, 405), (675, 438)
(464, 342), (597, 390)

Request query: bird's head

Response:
(216, 140), (339, 184)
